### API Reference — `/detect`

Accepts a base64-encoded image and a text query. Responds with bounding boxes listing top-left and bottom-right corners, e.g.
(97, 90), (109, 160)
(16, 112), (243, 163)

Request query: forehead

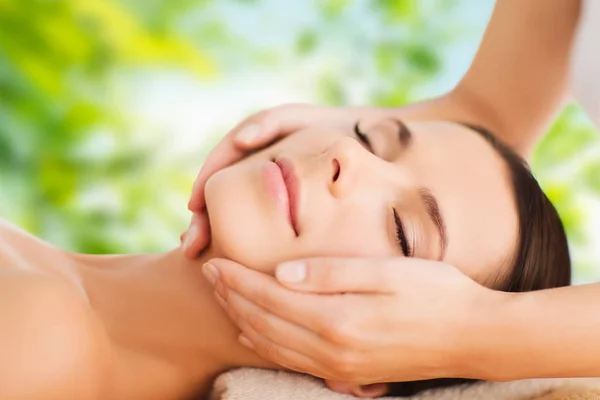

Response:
(403, 121), (519, 281)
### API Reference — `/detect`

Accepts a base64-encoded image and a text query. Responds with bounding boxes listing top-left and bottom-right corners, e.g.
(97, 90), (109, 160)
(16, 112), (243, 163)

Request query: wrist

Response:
(450, 286), (524, 381)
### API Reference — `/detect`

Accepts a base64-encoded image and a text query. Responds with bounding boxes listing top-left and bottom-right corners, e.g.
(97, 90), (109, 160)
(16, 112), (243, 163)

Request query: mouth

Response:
(265, 157), (300, 236)
(275, 158), (300, 236)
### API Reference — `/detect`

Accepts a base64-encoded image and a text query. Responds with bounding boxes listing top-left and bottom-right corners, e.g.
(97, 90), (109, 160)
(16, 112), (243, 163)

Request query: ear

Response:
(325, 380), (390, 398)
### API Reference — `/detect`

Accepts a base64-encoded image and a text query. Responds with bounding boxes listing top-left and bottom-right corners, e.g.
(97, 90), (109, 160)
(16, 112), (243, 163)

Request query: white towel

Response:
(210, 368), (600, 400)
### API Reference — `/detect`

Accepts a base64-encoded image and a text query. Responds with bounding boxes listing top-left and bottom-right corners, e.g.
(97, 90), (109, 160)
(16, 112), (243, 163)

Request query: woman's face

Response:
(204, 118), (518, 282)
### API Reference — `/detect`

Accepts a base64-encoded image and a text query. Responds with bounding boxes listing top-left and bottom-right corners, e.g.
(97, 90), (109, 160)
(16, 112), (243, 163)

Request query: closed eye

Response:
(393, 209), (412, 257)
(354, 122), (374, 153)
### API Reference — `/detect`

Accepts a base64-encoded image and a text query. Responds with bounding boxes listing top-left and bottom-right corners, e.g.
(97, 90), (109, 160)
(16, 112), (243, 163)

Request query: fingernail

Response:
(239, 334), (255, 349)
(276, 262), (306, 283)
(236, 124), (261, 145)
(203, 263), (219, 285)
(182, 223), (198, 253)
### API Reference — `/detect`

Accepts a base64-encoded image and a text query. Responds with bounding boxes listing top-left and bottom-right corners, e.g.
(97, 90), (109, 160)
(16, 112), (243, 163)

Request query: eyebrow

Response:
(392, 118), (413, 148)
(419, 187), (448, 261)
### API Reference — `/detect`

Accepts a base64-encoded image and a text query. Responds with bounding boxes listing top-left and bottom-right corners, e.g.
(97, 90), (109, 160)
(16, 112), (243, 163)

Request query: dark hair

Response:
(387, 124), (571, 397)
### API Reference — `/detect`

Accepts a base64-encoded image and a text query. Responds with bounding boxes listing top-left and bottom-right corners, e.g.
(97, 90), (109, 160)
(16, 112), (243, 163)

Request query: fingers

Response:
(202, 259), (398, 382)
(325, 381), (356, 395)
(325, 381), (390, 398)
(238, 326), (330, 378)
(215, 284), (338, 374)
(205, 258), (341, 333)
(231, 103), (322, 150)
(274, 257), (430, 294)
(181, 212), (211, 259)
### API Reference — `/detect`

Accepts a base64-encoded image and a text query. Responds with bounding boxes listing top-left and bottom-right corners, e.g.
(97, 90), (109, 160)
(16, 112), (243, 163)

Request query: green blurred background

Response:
(1, 0), (599, 283)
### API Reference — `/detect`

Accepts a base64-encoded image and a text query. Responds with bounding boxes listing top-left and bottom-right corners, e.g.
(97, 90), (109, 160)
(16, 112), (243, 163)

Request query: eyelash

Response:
(353, 123), (373, 152)
(393, 209), (412, 257)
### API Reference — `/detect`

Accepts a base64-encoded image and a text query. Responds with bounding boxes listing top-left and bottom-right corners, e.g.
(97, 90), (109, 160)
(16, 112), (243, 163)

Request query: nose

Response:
(327, 136), (367, 199)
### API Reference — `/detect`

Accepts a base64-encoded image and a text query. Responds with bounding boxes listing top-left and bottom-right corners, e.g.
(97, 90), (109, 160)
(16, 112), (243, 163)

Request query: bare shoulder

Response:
(0, 269), (113, 400)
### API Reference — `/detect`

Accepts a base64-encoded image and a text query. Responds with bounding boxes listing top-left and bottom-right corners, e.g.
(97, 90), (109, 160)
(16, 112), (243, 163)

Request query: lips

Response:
(262, 157), (300, 236)
(274, 158), (300, 236)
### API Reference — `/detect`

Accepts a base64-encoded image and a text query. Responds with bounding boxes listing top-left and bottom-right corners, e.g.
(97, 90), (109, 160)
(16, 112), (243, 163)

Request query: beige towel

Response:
(210, 369), (600, 400)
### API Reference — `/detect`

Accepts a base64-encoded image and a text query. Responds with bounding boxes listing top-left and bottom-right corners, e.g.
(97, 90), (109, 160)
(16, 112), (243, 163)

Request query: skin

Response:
(206, 120), (517, 279)
(184, 0), (594, 389)
(0, 119), (519, 399)
(0, 220), (273, 400)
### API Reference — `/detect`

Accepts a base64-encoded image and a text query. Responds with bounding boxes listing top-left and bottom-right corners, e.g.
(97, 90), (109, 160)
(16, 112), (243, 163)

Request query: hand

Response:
(201, 257), (502, 384)
(181, 103), (393, 258)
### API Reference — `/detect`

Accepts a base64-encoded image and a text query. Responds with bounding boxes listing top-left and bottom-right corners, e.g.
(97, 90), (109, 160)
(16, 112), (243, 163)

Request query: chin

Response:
(204, 164), (289, 273)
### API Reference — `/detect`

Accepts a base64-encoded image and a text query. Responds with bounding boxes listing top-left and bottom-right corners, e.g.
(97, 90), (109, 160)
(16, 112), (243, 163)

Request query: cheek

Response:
(204, 162), (299, 273)
(303, 212), (393, 259)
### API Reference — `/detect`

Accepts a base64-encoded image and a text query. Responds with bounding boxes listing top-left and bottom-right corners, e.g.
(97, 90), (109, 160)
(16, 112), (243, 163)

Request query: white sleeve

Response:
(571, 0), (600, 129)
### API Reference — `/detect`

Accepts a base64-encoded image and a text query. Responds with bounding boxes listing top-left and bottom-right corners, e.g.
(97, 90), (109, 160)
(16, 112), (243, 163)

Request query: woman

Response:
(184, 0), (599, 394)
(0, 115), (569, 399)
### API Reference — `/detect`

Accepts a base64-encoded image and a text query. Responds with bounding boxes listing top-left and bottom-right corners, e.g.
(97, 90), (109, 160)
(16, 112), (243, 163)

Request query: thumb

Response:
(232, 103), (327, 149)
(274, 257), (415, 294)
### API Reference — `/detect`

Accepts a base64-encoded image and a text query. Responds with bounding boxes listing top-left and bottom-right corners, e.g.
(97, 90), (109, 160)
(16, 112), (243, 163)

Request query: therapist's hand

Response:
(182, 103), (393, 258)
(202, 256), (505, 384)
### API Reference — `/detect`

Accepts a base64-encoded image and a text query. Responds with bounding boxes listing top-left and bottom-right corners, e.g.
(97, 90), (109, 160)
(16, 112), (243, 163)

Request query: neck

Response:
(74, 247), (277, 398)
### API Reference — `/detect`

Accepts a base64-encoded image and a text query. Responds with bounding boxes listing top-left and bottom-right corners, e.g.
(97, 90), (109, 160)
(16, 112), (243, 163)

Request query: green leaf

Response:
(402, 43), (440, 74)
(296, 30), (318, 55)
(319, 0), (351, 18)
(374, 0), (417, 21)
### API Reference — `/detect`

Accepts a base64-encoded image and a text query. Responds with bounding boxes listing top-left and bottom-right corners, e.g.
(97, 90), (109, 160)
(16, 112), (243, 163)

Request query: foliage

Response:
(0, 0), (212, 252)
(0, 0), (598, 281)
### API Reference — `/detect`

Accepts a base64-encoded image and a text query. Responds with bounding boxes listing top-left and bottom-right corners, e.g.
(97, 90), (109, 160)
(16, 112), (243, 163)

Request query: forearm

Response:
(455, 0), (581, 157)
(391, 91), (491, 129)
(461, 283), (600, 381)
(391, 1), (581, 158)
